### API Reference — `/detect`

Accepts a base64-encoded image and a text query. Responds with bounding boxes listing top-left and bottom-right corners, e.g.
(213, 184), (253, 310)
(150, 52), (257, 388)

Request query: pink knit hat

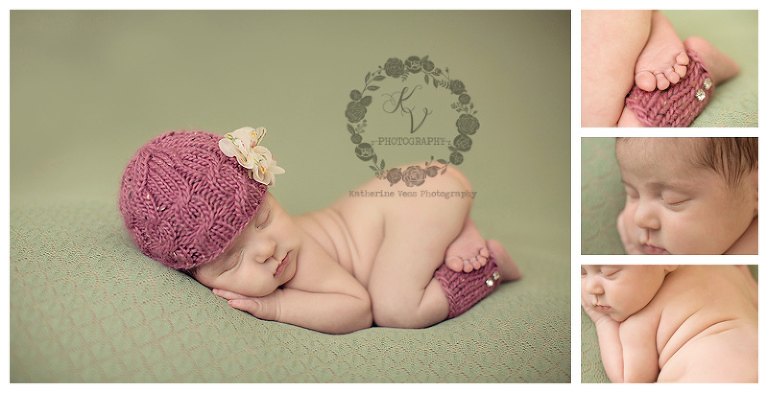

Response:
(119, 129), (282, 270)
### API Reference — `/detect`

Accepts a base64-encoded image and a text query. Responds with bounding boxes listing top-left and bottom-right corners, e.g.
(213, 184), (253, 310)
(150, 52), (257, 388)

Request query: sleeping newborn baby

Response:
(119, 128), (522, 334)
(581, 265), (757, 382)
(615, 137), (757, 255)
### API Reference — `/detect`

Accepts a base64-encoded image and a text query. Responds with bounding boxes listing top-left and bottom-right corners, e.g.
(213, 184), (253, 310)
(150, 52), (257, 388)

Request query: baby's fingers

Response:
(227, 298), (278, 321)
(212, 288), (248, 300)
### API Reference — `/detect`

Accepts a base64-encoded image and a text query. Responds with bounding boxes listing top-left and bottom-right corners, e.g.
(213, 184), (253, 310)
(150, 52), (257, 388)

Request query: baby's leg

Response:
(616, 105), (646, 127)
(486, 239), (522, 282)
(581, 10), (651, 126)
(683, 36), (740, 86)
(367, 168), (473, 328)
(634, 11), (689, 91)
(367, 204), (460, 328)
(444, 217), (490, 273)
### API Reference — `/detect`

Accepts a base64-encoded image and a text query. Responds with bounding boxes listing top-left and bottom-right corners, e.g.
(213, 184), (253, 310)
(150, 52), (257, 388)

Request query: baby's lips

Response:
(643, 243), (669, 255)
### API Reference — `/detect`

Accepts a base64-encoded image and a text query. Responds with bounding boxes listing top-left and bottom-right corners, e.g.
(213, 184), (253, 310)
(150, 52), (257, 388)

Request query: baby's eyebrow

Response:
(647, 180), (694, 192)
(624, 177), (696, 192)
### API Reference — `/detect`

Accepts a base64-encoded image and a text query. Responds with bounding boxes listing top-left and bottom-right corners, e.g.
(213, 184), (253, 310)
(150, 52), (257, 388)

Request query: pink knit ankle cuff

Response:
(625, 49), (714, 127)
(434, 257), (501, 319)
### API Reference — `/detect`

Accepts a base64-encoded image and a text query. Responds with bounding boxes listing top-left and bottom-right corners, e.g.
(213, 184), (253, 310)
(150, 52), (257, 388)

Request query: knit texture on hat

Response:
(434, 257), (501, 319)
(119, 131), (267, 270)
(625, 49), (713, 127)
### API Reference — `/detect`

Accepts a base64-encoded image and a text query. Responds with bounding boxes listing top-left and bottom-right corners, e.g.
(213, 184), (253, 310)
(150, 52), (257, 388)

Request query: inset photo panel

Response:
(581, 137), (757, 255)
(581, 10), (756, 127)
(580, 264), (758, 383)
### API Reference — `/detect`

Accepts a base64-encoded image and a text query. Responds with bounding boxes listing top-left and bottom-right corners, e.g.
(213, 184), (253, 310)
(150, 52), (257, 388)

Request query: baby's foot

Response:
(486, 239), (522, 282)
(683, 36), (740, 86)
(634, 11), (689, 91)
(444, 218), (489, 273)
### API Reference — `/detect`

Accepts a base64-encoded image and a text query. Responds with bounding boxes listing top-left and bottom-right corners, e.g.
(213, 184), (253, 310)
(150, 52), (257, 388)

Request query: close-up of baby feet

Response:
(634, 10), (689, 91)
(445, 243), (489, 273)
(444, 218), (489, 273)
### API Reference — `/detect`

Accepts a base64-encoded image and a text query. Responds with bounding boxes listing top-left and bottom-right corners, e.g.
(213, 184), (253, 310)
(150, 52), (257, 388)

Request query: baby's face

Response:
(616, 139), (757, 254)
(192, 192), (301, 297)
(581, 265), (674, 322)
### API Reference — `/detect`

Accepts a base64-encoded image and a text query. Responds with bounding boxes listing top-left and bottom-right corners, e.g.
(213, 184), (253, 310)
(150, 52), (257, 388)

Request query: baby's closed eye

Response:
(256, 208), (271, 229)
(601, 266), (620, 277)
(661, 193), (691, 209)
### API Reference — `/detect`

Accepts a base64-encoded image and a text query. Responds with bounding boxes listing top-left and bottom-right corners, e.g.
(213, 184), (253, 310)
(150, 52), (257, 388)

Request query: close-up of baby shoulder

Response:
(581, 265), (758, 383)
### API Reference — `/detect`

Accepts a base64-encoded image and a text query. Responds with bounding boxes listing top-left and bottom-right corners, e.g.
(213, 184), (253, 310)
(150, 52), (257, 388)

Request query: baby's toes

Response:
(655, 73), (671, 90)
(635, 70), (658, 92)
(463, 259), (475, 273)
(475, 254), (488, 268)
(672, 52), (689, 80)
(674, 63), (687, 80)
(665, 68), (681, 84)
(445, 256), (465, 272)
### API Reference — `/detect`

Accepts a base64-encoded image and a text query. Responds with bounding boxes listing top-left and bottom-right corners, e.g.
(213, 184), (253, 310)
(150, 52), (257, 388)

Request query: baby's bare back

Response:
(650, 265), (758, 382)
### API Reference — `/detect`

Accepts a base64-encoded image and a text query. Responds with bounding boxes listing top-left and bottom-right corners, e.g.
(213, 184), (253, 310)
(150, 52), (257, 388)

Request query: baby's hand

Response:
(213, 288), (282, 321)
(617, 209), (644, 255)
(581, 293), (614, 326)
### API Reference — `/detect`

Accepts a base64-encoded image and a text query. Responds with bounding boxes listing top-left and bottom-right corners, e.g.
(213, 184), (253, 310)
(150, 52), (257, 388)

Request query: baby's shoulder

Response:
(653, 266), (755, 319)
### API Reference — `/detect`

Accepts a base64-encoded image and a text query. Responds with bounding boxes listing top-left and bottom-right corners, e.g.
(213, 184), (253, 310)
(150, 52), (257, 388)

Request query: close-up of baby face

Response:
(581, 265), (675, 322)
(192, 192), (302, 297)
(615, 139), (757, 255)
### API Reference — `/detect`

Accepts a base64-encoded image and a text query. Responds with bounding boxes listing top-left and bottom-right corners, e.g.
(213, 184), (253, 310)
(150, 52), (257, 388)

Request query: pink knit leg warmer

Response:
(434, 257), (502, 319)
(625, 49), (714, 127)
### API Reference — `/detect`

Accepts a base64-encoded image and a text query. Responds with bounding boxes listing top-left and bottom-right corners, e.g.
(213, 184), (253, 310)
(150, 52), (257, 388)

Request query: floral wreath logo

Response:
(345, 55), (480, 187)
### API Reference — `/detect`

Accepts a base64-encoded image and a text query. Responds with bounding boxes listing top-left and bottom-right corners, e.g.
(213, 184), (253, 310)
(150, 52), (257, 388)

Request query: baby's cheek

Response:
(665, 227), (719, 255)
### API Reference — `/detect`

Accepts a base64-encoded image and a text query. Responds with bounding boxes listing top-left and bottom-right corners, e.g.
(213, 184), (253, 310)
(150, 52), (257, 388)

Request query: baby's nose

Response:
(247, 239), (276, 263)
(584, 278), (604, 295)
(633, 201), (660, 230)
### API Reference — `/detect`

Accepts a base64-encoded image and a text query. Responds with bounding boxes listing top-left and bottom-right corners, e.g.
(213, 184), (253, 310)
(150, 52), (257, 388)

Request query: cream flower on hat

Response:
(219, 127), (285, 186)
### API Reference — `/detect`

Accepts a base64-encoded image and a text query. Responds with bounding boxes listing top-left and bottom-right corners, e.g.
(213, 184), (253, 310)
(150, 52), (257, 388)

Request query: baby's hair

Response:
(691, 138), (757, 187)
(616, 137), (758, 187)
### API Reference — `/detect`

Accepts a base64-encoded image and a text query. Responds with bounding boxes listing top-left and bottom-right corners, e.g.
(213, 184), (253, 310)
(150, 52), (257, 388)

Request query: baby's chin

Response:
(593, 306), (632, 322)
(606, 311), (632, 323)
